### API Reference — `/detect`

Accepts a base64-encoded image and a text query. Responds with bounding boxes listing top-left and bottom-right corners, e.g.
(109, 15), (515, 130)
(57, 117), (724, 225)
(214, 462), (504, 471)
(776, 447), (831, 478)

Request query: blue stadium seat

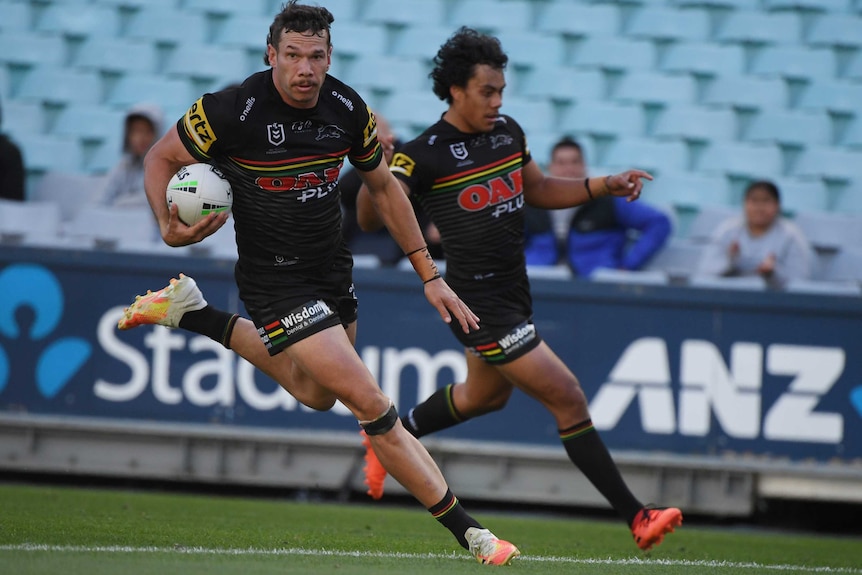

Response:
(0, 200), (62, 247)
(833, 184), (862, 213)
(218, 14), (272, 50)
(672, 0), (754, 7)
(687, 205), (739, 243)
(163, 43), (247, 87)
(699, 142), (784, 179)
(652, 106), (736, 142)
(612, 71), (697, 106)
(518, 66), (604, 103)
(16, 65), (102, 106)
(573, 38), (656, 71)
(35, 4), (121, 38)
(688, 275), (768, 291)
(106, 74), (195, 112)
(625, 7), (711, 42)
(0, 66), (9, 100)
(771, 178), (829, 214)
(380, 90), (446, 135)
(0, 2), (31, 32)
(495, 31), (566, 69)
(744, 110), (831, 147)
(762, 0), (849, 13)
(448, 0), (534, 33)
(644, 171), (731, 209)
(126, 7), (207, 45)
(560, 101), (645, 138)
(92, 0), (178, 7)
(702, 75), (788, 110)
(643, 237), (706, 280)
(360, 0), (446, 27)
(844, 53), (862, 81)
(806, 13), (862, 48)
(31, 171), (106, 222)
(797, 80), (862, 115)
(660, 42), (745, 76)
(715, 10), (802, 45)
(536, 2), (619, 37)
(843, 118), (862, 148)
(86, 138), (123, 174)
(792, 147), (860, 181)
(15, 134), (83, 173)
(182, 0), (269, 17)
(307, 0), (357, 22)
(391, 25), (454, 62)
(793, 212), (862, 252)
(0, 34), (65, 67)
(818, 248), (862, 283)
(75, 37), (158, 74)
(501, 97), (555, 136)
(342, 55), (430, 93)
(749, 46), (835, 82)
(602, 138), (689, 174)
(0, 101), (43, 139)
(66, 206), (159, 248)
(53, 105), (125, 142)
(329, 22), (387, 58)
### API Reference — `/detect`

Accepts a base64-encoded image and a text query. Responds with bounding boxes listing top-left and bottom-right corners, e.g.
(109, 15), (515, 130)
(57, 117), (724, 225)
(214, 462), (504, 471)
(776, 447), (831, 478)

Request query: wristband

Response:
(423, 274), (442, 285)
(584, 178), (594, 201)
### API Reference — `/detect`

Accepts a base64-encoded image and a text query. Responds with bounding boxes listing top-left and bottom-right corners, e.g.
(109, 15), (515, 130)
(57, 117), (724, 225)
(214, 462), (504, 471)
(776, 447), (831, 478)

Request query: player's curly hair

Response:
(430, 27), (508, 103)
(264, 1), (334, 65)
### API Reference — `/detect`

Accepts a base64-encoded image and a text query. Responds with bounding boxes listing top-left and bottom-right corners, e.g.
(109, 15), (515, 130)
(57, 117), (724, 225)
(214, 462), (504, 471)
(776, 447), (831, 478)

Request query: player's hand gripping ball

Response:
(166, 163), (232, 226)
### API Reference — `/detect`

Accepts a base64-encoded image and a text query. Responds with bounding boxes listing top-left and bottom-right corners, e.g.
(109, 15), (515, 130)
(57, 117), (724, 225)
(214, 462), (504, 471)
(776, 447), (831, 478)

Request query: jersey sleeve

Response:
(389, 144), (427, 197)
(176, 92), (232, 161)
(346, 103), (383, 172)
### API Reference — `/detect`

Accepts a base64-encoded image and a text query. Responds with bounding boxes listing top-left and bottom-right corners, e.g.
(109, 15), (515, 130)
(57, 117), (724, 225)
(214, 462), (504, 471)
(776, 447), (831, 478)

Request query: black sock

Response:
(428, 489), (481, 550)
(177, 306), (239, 349)
(401, 384), (466, 438)
(560, 419), (643, 526)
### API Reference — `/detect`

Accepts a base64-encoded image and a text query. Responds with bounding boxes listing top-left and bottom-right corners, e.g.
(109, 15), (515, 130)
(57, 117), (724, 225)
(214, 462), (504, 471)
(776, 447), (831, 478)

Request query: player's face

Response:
(744, 186), (780, 230)
(267, 29), (332, 109)
(449, 64), (505, 133)
(548, 146), (585, 179)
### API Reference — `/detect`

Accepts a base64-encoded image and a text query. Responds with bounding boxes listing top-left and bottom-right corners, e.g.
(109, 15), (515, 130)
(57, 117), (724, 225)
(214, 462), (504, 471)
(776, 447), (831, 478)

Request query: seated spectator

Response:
(92, 103), (163, 208)
(0, 99), (25, 201)
(340, 113), (442, 264)
(697, 180), (812, 289)
(527, 136), (672, 276)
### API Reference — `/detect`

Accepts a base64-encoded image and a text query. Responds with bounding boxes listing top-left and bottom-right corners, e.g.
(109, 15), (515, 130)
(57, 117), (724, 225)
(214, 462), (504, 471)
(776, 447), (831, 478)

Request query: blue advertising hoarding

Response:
(1, 246), (861, 464)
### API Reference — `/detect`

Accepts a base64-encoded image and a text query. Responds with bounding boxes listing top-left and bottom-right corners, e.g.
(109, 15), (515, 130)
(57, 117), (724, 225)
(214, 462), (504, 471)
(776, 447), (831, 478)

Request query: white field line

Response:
(1, 544), (860, 573)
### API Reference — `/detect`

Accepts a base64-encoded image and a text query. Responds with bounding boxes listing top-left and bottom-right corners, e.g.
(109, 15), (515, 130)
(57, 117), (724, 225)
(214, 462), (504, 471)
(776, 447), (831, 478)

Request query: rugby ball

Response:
(166, 163), (233, 226)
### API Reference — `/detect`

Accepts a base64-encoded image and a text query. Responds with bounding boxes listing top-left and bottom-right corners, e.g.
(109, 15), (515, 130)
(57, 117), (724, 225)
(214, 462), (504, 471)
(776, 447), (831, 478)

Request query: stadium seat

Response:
(536, 2), (619, 37)
(126, 8), (207, 45)
(15, 65), (102, 106)
(448, 0), (534, 33)
(34, 4), (121, 38)
(0, 101), (44, 141)
(792, 147), (861, 181)
(182, 0), (269, 17)
(715, 10), (802, 45)
(762, 0), (849, 13)
(86, 138), (123, 174)
(92, 0), (177, 7)
(698, 142), (783, 179)
(0, 200), (63, 247)
(495, 31), (566, 69)
(0, 66), (9, 100)
(0, 2), (31, 32)
(785, 279), (862, 297)
(660, 42), (746, 77)
(572, 38), (657, 71)
(643, 237), (707, 280)
(163, 44), (248, 87)
(75, 37), (159, 75)
(31, 172), (106, 222)
(771, 178), (829, 215)
(309, 0), (357, 22)
(381, 90), (446, 134)
(500, 97), (555, 135)
(749, 46), (835, 82)
(687, 206), (738, 242)
(53, 105), (126, 142)
(16, 134), (83, 174)
(590, 268), (670, 286)
(672, 0), (754, 7)
(106, 75), (195, 112)
(644, 171), (731, 209)
(702, 75), (788, 110)
(518, 66), (604, 103)
(797, 80), (862, 115)
(688, 275), (768, 291)
(342, 55), (430, 93)
(360, 0), (446, 27)
(652, 106), (736, 142)
(744, 110), (831, 147)
(218, 14), (272, 50)
(391, 25), (456, 62)
(328, 22), (387, 58)
(806, 14), (862, 48)
(65, 206), (159, 249)
(794, 212), (862, 252)
(818, 248), (862, 283)
(844, 54), (862, 81)
(602, 138), (689, 174)
(560, 101), (645, 138)
(625, 7), (710, 42)
(0, 34), (65, 67)
(612, 71), (697, 106)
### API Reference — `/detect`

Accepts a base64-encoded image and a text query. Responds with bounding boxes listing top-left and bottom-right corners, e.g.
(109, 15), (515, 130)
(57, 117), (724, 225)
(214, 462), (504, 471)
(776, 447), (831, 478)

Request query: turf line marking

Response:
(1, 544), (860, 573)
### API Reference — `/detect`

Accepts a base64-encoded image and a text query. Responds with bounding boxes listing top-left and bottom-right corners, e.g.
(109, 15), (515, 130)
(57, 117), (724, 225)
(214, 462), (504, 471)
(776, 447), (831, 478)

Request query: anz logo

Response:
(0, 264), (91, 399)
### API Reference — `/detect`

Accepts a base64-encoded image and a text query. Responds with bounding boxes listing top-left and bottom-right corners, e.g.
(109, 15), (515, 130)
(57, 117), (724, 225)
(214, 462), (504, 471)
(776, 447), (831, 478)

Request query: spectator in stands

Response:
(697, 180), (812, 289)
(93, 103), (163, 208)
(0, 99), (26, 201)
(525, 137), (673, 277)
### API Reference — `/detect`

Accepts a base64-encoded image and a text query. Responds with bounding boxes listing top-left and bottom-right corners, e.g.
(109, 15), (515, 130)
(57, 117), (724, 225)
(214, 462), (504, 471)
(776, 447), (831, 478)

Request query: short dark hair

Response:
(551, 136), (584, 161)
(745, 180), (780, 203)
(430, 27), (508, 103)
(263, 1), (334, 65)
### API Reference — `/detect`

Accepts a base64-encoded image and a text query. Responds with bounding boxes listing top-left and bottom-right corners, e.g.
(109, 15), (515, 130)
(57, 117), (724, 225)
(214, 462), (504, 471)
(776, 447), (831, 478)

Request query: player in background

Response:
(354, 27), (682, 552)
(120, 3), (518, 565)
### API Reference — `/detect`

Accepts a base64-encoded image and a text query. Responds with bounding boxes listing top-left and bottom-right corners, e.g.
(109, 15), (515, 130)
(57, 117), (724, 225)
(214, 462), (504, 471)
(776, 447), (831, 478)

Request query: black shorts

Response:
(450, 317), (542, 365)
(236, 253), (358, 356)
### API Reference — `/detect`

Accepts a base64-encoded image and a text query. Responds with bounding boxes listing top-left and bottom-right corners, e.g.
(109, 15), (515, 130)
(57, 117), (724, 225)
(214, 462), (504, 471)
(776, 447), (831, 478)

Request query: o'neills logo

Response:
(498, 323), (535, 351)
(281, 300), (333, 330)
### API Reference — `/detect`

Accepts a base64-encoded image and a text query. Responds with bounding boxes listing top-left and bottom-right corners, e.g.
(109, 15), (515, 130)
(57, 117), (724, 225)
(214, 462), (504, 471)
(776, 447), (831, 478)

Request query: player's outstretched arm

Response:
(358, 163), (479, 333)
(144, 126), (227, 247)
(522, 158), (653, 209)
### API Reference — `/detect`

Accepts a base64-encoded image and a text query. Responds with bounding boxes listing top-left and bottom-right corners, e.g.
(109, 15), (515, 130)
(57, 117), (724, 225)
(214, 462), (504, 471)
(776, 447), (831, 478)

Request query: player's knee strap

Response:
(360, 403), (399, 436)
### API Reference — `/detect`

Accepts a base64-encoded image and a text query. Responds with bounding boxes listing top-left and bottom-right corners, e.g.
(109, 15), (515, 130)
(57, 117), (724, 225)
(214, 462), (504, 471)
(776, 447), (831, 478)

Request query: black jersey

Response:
(177, 70), (382, 273)
(390, 115), (532, 301)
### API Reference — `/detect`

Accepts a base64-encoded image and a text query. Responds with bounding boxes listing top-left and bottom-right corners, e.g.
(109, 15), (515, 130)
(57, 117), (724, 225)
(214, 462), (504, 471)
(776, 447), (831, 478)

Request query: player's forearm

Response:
(526, 176), (608, 209)
(143, 149), (183, 231)
(373, 184), (439, 282)
(356, 184), (386, 232)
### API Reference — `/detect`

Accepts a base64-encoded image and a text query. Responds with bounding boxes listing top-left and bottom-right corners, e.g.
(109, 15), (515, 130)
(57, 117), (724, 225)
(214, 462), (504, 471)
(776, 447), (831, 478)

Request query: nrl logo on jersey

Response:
(267, 123), (286, 146)
(449, 142), (468, 160)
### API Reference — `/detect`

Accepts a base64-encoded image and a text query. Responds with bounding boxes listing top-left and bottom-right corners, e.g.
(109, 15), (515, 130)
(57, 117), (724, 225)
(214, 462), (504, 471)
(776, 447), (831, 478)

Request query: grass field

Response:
(1, 483), (859, 575)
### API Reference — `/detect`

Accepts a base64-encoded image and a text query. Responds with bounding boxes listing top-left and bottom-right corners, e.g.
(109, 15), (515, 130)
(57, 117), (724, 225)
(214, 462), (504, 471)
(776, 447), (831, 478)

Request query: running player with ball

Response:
(125, 1), (519, 565)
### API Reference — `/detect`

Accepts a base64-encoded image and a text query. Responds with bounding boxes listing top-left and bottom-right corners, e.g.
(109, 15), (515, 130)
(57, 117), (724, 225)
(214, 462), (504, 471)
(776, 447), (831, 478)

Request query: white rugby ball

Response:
(166, 163), (233, 226)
